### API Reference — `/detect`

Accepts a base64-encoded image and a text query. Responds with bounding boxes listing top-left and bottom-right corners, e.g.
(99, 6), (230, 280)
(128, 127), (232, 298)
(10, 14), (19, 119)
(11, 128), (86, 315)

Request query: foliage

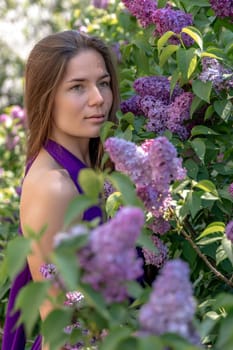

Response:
(1, 0), (233, 349)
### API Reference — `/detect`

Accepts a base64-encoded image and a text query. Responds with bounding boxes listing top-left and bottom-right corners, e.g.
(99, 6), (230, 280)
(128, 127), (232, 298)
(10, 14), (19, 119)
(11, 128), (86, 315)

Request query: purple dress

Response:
(2, 139), (102, 350)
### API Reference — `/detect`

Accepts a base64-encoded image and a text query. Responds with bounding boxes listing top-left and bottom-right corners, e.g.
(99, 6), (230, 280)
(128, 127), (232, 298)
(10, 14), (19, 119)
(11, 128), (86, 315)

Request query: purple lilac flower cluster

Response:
(226, 221), (233, 243)
(120, 76), (194, 140)
(152, 7), (194, 46)
(122, 0), (158, 27)
(209, 0), (233, 18)
(149, 216), (171, 235)
(228, 183), (233, 196)
(40, 263), (57, 280)
(105, 136), (186, 219)
(122, 1), (193, 46)
(139, 259), (200, 344)
(79, 207), (144, 303)
(199, 57), (233, 92)
(142, 234), (168, 267)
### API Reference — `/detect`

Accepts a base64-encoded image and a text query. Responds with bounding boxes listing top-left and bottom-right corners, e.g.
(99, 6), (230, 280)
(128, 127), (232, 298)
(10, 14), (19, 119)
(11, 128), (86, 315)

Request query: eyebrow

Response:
(66, 73), (110, 83)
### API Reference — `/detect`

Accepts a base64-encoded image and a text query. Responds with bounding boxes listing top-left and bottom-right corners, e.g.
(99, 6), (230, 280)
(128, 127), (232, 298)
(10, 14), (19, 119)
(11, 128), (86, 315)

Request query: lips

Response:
(87, 114), (105, 119)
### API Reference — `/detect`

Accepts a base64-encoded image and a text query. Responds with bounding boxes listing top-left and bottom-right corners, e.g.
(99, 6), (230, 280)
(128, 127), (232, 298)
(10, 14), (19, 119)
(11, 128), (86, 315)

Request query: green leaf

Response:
(221, 237), (233, 266)
(190, 96), (202, 117)
(192, 80), (212, 103)
(184, 159), (199, 179)
(181, 26), (203, 50)
(100, 121), (116, 142)
(105, 191), (124, 218)
(138, 336), (164, 350)
(15, 281), (49, 336)
(177, 48), (196, 80)
(64, 195), (98, 228)
(215, 313), (233, 350)
(157, 31), (176, 54)
(108, 172), (143, 207)
(78, 168), (104, 199)
(214, 100), (232, 122)
(99, 327), (132, 350)
(190, 138), (206, 163)
(204, 105), (214, 121)
(191, 125), (218, 136)
(187, 191), (202, 218)
(194, 180), (219, 197)
(6, 236), (31, 280)
(197, 222), (225, 240)
(78, 283), (111, 321)
(159, 45), (179, 67)
(126, 280), (144, 299)
(137, 228), (157, 252)
(42, 308), (73, 350)
(52, 247), (80, 290)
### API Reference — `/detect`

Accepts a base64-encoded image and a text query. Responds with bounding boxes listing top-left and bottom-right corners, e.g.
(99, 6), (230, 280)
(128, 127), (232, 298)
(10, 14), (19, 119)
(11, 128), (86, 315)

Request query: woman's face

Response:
(52, 49), (113, 141)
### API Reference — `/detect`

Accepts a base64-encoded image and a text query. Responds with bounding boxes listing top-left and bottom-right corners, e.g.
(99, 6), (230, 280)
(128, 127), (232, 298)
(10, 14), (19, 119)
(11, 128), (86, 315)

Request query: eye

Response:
(70, 84), (83, 92)
(99, 80), (111, 88)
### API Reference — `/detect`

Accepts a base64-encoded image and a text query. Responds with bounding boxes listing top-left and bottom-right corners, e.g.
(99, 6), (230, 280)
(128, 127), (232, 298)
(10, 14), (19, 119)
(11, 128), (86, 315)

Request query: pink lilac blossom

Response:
(10, 105), (26, 125)
(209, 0), (233, 18)
(79, 207), (144, 303)
(40, 263), (57, 280)
(64, 291), (84, 307)
(199, 57), (233, 91)
(226, 221), (233, 243)
(228, 183), (233, 196)
(142, 235), (168, 267)
(151, 7), (194, 46)
(122, 0), (158, 27)
(139, 259), (199, 344)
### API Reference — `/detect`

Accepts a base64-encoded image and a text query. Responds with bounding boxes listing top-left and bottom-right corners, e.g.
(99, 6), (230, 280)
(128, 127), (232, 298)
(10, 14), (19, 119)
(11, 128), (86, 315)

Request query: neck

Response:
(49, 135), (91, 167)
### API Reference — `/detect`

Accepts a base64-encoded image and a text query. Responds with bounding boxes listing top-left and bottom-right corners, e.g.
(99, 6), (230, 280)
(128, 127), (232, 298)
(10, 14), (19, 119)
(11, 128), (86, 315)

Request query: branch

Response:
(181, 223), (233, 289)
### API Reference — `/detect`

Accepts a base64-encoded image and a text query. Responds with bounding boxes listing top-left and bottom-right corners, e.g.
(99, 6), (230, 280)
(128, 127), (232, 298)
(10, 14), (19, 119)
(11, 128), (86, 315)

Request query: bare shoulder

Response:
(20, 167), (78, 236)
(22, 167), (77, 202)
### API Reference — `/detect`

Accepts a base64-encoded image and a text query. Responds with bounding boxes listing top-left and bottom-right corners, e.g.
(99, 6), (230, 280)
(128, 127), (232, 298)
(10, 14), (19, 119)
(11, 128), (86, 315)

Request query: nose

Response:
(88, 86), (104, 106)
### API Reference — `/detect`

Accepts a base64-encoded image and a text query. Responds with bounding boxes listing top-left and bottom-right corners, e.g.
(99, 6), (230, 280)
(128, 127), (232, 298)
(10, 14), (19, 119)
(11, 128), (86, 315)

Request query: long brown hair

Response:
(24, 30), (120, 168)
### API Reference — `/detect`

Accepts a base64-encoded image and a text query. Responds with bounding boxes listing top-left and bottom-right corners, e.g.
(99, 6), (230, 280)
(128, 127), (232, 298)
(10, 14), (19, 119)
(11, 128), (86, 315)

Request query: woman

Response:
(3, 30), (120, 350)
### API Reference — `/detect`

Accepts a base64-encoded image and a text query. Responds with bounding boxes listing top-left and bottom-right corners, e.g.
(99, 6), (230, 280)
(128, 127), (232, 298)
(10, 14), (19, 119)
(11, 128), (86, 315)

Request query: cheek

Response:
(105, 90), (113, 110)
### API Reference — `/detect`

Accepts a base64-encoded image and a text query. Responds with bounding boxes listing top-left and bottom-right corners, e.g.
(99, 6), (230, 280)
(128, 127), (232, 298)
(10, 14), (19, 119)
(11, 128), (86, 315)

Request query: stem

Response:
(181, 221), (233, 289)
